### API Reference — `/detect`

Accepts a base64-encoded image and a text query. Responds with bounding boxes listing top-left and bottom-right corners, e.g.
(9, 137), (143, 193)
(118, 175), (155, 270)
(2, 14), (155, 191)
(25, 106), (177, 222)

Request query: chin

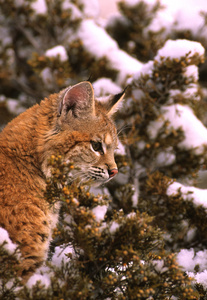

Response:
(93, 178), (112, 187)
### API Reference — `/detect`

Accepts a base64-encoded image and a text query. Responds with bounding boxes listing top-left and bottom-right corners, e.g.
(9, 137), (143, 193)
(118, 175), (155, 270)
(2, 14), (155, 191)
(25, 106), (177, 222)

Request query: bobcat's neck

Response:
(0, 94), (58, 177)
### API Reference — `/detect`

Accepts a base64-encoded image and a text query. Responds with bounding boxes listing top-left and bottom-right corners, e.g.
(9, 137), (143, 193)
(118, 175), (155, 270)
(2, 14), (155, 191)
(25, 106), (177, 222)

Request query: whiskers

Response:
(117, 124), (132, 137)
(117, 124), (132, 144)
(67, 169), (94, 186)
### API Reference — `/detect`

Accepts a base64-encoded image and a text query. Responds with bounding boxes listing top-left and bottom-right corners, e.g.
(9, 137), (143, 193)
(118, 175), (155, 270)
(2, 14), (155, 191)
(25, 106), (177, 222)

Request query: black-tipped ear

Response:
(59, 81), (95, 118)
(102, 87), (127, 116)
(87, 74), (93, 83)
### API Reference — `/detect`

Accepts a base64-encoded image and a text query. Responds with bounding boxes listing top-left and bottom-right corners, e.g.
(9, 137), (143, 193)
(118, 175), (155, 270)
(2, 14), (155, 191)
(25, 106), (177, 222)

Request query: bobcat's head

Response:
(41, 81), (125, 186)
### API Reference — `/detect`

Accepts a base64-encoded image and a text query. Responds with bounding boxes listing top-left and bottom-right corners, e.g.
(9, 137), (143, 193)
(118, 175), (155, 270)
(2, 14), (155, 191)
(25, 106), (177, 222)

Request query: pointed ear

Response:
(59, 81), (95, 118)
(101, 88), (126, 116)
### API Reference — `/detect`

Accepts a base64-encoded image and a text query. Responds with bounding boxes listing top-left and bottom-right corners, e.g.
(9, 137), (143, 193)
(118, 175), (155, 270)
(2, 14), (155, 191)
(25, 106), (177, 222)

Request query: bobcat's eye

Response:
(91, 141), (104, 154)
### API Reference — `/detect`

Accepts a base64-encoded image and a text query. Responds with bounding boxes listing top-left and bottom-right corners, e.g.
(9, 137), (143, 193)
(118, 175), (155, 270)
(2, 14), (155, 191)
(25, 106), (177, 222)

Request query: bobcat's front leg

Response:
(3, 203), (55, 282)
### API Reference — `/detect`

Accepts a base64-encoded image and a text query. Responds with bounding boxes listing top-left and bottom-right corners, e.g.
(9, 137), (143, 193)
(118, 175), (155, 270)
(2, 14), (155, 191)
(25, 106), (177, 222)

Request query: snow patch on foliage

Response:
(27, 273), (51, 289)
(31, 0), (47, 14)
(155, 39), (205, 61)
(148, 104), (207, 154)
(184, 65), (199, 82)
(167, 181), (207, 209)
(129, 60), (154, 82)
(62, 1), (82, 19)
(45, 45), (68, 62)
(93, 78), (122, 96)
(52, 245), (74, 267)
(189, 270), (207, 289)
(40, 67), (54, 88)
(169, 86), (201, 102)
(109, 221), (120, 234)
(92, 205), (108, 222)
(177, 249), (207, 273)
(155, 148), (176, 167)
(76, 19), (142, 83)
(79, 0), (100, 18)
(140, 0), (207, 38)
(0, 228), (17, 254)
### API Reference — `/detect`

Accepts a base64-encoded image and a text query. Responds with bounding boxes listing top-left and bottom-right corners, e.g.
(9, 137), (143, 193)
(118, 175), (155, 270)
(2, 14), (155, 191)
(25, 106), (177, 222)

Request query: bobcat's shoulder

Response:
(0, 81), (125, 281)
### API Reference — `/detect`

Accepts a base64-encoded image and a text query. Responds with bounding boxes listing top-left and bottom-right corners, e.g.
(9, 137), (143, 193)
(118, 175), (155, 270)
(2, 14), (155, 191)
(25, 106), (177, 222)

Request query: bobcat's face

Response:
(41, 81), (125, 186)
(64, 114), (119, 185)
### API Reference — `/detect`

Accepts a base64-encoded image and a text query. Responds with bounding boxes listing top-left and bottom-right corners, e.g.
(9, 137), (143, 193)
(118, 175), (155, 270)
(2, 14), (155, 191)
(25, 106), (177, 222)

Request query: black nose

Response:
(108, 168), (118, 178)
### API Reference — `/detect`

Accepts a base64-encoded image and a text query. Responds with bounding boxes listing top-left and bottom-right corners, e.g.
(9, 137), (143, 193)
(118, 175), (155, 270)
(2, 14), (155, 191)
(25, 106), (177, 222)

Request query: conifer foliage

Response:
(1, 0), (207, 299)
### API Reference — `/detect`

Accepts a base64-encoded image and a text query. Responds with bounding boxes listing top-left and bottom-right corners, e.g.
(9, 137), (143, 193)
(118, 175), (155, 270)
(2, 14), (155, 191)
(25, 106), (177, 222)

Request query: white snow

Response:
(129, 60), (154, 82)
(169, 85), (201, 103)
(78, 19), (118, 58)
(115, 140), (126, 156)
(2, 0), (207, 294)
(76, 19), (142, 84)
(137, 0), (207, 38)
(155, 39), (205, 61)
(6, 98), (25, 115)
(147, 104), (207, 154)
(31, 0), (47, 14)
(27, 273), (51, 289)
(161, 0), (207, 37)
(189, 270), (207, 289)
(184, 65), (199, 82)
(92, 205), (108, 222)
(45, 45), (68, 62)
(167, 181), (207, 210)
(177, 249), (207, 273)
(155, 148), (176, 167)
(93, 78), (122, 96)
(52, 245), (74, 266)
(110, 49), (143, 84)
(0, 228), (17, 254)
(79, 0), (100, 18)
(109, 221), (120, 234)
(177, 249), (207, 289)
(40, 67), (54, 88)
(153, 259), (168, 274)
(61, 1), (82, 19)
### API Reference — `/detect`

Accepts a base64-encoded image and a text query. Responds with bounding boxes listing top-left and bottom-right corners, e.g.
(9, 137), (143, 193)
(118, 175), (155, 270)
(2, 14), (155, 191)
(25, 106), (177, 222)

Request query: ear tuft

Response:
(101, 87), (127, 116)
(59, 81), (95, 118)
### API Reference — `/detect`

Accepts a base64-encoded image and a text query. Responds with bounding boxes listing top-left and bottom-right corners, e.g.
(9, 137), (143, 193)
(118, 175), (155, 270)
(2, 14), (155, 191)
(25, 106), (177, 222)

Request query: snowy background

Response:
(1, 0), (207, 297)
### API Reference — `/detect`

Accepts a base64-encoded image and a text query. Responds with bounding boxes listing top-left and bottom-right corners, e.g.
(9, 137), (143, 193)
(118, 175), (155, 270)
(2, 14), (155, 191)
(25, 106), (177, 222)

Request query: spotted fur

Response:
(0, 81), (124, 281)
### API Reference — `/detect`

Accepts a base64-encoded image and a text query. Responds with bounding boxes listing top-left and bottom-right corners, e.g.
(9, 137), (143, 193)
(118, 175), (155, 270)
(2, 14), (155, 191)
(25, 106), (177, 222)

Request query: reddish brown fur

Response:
(0, 81), (123, 281)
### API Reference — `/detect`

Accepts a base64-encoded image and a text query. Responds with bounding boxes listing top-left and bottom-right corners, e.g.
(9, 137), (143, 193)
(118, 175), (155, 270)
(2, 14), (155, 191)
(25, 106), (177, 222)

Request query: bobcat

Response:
(0, 81), (124, 281)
